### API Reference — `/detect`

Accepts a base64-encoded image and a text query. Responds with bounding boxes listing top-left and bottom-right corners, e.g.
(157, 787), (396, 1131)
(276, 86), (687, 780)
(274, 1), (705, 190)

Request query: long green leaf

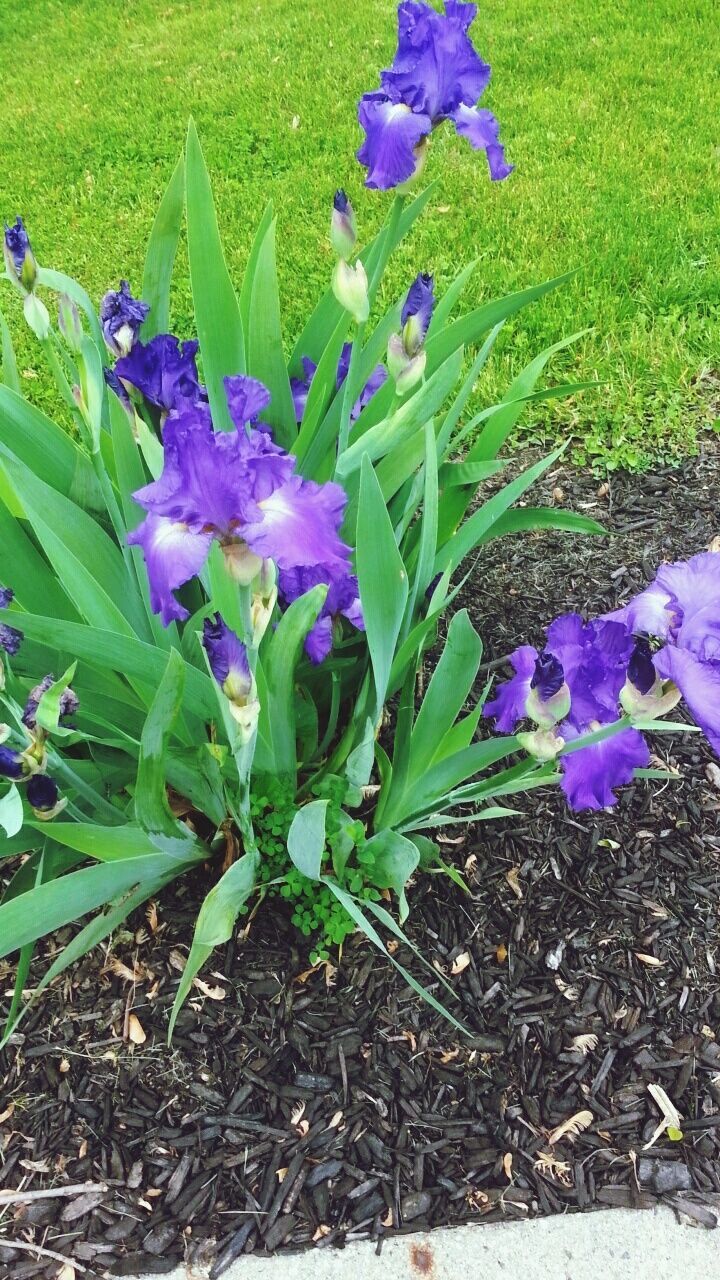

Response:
(0, 385), (100, 504)
(434, 446), (564, 576)
(408, 610), (482, 781)
(136, 650), (196, 851)
(168, 851), (258, 1038)
(185, 120), (245, 431)
(0, 308), (20, 394)
(287, 799), (329, 880)
(259, 584), (327, 780)
(479, 507), (607, 541)
(0, 854), (195, 957)
(356, 454), (408, 714)
(242, 215), (296, 449)
(0, 611), (215, 721)
(142, 153), (185, 339)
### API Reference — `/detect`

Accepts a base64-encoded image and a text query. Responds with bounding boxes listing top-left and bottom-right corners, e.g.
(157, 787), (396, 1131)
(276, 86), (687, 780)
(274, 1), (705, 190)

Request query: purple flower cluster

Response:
(485, 615), (649, 811)
(290, 343), (387, 425)
(485, 552), (720, 811)
(115, 334), (203, 414)
(129, 374), (363, 659)
(357, 1), (513, 190)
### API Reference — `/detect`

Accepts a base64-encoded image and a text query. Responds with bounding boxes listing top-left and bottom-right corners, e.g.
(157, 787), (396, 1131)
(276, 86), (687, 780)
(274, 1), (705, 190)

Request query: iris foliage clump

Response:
(1, 2), (718, 1039)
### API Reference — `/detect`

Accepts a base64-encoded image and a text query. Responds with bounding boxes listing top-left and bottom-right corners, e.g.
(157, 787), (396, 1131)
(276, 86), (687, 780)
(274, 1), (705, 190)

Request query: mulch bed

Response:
(1, 444), (719, 1279)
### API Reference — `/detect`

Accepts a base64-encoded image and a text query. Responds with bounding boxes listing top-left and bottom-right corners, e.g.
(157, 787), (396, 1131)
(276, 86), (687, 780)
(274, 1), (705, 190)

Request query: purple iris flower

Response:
(0, 585), (23, 657)
(3, 216), (36, 289)
(0, 746), (24, 780)
(357, 1), (513, 189)
(115, 334), (202, 414)
(129, 381), (353, 626)
(278, 563), (364, 663)
(202, 614), (252, 700)
(26, 773), (59, 812)
(100, 280), (150, 358)
(22, 675), (80, 731)
(291, 345), (387, 425)
(607, 551), (720, 755)
(484, 613), (648, 811)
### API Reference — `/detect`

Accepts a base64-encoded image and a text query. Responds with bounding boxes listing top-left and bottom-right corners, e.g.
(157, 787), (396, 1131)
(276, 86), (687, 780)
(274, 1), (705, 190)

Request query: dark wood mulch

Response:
(1, 445), (719, 1279)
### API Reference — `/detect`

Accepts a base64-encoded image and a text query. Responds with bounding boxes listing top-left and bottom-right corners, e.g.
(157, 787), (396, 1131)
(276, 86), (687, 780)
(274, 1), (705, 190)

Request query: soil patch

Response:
(1, 446), (719, 1278)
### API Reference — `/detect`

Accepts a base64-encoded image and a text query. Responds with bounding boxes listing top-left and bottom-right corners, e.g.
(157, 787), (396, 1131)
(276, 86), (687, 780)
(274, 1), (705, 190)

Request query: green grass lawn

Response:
(0, 0), (718, 468)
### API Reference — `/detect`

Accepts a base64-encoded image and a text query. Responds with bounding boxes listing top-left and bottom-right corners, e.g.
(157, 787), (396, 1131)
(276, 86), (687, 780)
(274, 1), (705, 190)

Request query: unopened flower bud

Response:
(620, 637), (682, 718)
(387, 332), (426, 396)
(58, 293), (84, 353)
(202, 614), (260, 745)
(4, 216), (37, 292)
(517, 727), (565, 762)
(401, 273), (435, 356)
(525, 652), (571, 728)
(100, 280), (149, 358)
(330, 189), (357, 260)
(221, 537), (264, 587)
(0, 745), (25, 779)
(23, 292), (50, 341)
(332, 258), (369, 325)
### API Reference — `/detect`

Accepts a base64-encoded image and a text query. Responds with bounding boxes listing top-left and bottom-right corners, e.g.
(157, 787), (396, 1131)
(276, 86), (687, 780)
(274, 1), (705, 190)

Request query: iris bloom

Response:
(279, 563), (364, 664)
(484, 613), (650, 811)
(129, 377), (353, 626)
(115, 333), (203, 414)
(290, 344), (387, 425)
(357, 1), (513, 190)
(607, 551), (720, 755)
(23, 675), (79, 731)
(100, 280), (150, 358)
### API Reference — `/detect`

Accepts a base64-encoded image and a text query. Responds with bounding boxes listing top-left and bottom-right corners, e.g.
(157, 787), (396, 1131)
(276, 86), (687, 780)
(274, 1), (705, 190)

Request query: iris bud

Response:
(330, 189), (357, 260)
(620, 638), (682, 718)
(332, 259), (369, 325)
(4, 217), (37, 292)
(23, 293), (51, 341)
(0, 745), (25, 778)
(396, 137), (430, 194)
(517, 727), (565, 762)
(202, 613), (260, 745)
(525, 652), (571, 728)
(58, 293), (84, 353)
(221, 538), (264, 587)
(387, 332), (426, 395)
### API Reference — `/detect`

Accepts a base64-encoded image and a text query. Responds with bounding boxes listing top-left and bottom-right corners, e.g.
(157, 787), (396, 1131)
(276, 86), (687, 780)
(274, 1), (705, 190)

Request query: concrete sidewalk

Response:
(128, 1204), (717, 1279)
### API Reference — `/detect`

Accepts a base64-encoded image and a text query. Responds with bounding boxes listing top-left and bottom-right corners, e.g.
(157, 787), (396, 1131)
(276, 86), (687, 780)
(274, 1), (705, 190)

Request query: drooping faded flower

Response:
(3, 216), (37, 291)
(484, 613), (649, 811)
(291, 344), (387, 425)
(357, 1), (513, 190)
(0, 585), (23, 658)
(100, 280), (150, 358)
(279, 563), (364, 663)
(129, 378), (353, 625)
(26, 773), (63, 818)
(22, 674), (80, 731)
(114, 334), (203, 413)
(606, 551), (720, 755)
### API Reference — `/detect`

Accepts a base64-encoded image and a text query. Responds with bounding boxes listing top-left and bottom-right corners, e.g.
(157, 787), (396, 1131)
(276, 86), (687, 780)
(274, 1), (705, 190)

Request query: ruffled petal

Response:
(603, 580), (675, 638)
(653, 645), (720, 755)
(357, 93), (431, 190)
(655, 552), (720, 661)
(115, 334), (202, 412)
(382, 0), (491, 120)
(560, 726), (649, 811)
(483, 644), (538, 732)
(450, 104), (514, 179)
(305, 615), (334, 665)
(128, 514), (213, 625)
(243, 476), (350, 570)
(224, 375), (272, 428)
